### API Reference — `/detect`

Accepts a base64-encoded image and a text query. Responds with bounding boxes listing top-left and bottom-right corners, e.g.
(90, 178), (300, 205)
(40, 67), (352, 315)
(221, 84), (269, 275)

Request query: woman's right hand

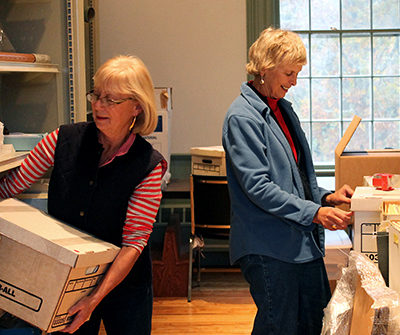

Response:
(313, 207), (353, 231)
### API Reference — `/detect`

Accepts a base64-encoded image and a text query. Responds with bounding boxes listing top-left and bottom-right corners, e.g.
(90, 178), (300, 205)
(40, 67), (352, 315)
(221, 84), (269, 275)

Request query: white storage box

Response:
(154, 87), (172, 111)
(144, 109), (170, 165)
(335, 115), (400, 192)
(144, 87), (172, 185)
(190, 146), (226, 177)
(324, 229), (352, 280)
(351, 186), (400, 264)
(0, 198), (120, 332)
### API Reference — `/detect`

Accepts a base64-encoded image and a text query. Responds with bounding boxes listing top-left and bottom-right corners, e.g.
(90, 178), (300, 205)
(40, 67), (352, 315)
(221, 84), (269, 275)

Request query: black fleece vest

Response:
(48, 122), (163, 286)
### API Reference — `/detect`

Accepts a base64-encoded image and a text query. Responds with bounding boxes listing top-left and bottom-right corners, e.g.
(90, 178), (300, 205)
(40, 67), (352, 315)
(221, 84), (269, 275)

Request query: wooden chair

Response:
(188, 175), (230, 302)
(152, 214), (189, 297)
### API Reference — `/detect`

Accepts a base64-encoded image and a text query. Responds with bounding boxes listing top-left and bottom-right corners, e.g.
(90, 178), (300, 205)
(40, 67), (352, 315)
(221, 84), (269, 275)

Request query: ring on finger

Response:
(332, 224), (337, 229)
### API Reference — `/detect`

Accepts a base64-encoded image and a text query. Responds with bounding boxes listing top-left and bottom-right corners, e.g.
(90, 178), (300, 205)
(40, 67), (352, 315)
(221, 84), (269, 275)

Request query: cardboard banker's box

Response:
(190, 146), (226, 177)
(335, 115), (400, 191)
(0, 198), (120, 332)
(350, 186), (400, 263)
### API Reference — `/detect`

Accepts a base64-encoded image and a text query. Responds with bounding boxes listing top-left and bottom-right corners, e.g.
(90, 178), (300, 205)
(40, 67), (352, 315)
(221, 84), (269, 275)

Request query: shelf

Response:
(0, 62), (59, 74)
(0, 151), (28, 173)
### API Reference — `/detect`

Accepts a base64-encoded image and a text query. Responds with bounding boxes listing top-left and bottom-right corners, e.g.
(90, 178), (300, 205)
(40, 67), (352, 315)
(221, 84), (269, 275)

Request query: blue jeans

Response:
(239, 254), (331, 335)
(52, 283), (153, 335)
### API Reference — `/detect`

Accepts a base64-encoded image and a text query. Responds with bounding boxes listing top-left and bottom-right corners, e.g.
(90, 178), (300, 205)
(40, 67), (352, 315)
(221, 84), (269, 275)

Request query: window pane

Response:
(342, 78), (371, 120)
(312, 78), (340, 120)
(280, 0), (309, 30)
(311, 122), (340, 164)
(373, 0), (400, 29)
(344, 121), (371, 151)
(278, 0), (400, 156)
(286, 78), (310, 120)
(374, 121), (400, 148)
(373, 77), (400, 119)
(311, 34), (340, 76)
(342, 34), (371, 75)
(311, 0), (340, 30)
(342, 0), (371, 29)
(299, 34), (310, 77)
(300, 121), (311, 144)
(373, 34), (400, 75)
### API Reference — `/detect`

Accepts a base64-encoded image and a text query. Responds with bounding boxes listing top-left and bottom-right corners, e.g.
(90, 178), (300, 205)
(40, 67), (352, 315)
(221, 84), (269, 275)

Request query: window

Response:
(280, 0), (400, 165)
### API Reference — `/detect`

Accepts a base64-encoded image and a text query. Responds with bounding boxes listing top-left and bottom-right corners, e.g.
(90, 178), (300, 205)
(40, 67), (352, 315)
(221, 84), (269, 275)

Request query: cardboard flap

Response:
(335, 115), (362, 157)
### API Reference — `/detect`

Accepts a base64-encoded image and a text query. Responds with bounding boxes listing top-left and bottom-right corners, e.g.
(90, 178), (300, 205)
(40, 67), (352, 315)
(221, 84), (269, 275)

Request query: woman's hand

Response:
(59, 295), (99, 333)
(313, 206), (353, 231)
(324, 184), (354, 206)
(59, 246), (140, 333)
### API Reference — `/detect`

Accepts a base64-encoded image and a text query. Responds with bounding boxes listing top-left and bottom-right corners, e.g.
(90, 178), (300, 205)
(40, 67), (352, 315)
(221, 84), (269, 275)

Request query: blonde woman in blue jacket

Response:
(222, 28), (353, 335)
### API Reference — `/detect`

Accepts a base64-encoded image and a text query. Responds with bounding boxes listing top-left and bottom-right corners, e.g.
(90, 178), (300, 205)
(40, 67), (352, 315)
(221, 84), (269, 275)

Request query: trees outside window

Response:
(280, 0), (400, 165)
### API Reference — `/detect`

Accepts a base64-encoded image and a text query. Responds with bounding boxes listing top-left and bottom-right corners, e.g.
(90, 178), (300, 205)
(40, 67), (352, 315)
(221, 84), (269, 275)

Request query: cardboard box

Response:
(335, 115), (400, 191)
(351, 186), (400, 264)
(324, 229), (352, 280)
(0, 198), (120, 332)
(143, 109), (170, 168)
(144, 87), (172, 185)
(349, 268), (391, 335)
(389, 222), (400, 294)
(322, 251), (400, 334)
(154, 87), (172, 111)
(190, 146), (226, 177)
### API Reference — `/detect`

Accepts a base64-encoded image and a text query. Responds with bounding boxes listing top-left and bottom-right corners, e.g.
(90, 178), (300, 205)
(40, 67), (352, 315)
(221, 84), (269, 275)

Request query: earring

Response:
(260, 77), (265, 85)
(129, 116), (137, 132)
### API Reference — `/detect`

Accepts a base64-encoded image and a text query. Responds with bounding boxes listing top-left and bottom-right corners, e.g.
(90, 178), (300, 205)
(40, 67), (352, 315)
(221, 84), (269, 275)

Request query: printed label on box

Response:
(360, 222), (379, 263)
(0, 279), (42, 312)
(52, 313), (74, 328)
(64, 275), (102, 293)
(52, 274), (104, 328)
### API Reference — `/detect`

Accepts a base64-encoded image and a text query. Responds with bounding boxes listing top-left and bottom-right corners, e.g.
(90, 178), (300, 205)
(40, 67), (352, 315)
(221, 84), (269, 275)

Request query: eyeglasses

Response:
(86, 90), (133, 107)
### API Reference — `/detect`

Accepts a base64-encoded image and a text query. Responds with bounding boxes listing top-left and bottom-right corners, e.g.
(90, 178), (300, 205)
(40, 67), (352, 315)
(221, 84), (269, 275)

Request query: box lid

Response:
(335, 115), (362, 158)
(351, 186), (400, 211)
(0, 198), (120, 268)
(190, 146), (225, 158)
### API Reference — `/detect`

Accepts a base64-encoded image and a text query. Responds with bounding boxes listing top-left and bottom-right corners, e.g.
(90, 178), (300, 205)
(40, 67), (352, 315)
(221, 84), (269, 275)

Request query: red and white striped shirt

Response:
(0, 129), (165, 253)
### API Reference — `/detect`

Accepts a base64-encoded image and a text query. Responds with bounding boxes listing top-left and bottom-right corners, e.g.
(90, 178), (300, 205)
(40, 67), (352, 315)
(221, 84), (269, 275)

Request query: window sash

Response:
(247, 0), (400, 169)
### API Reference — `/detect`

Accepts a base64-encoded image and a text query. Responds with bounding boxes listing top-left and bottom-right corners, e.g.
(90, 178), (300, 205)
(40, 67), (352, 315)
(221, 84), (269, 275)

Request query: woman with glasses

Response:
(0, 55), (167, 335)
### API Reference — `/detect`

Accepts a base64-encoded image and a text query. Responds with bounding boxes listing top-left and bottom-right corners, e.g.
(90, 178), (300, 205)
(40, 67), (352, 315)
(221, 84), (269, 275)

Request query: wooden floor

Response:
(152, 271), (256, 334)
(100, 271), (256, 335)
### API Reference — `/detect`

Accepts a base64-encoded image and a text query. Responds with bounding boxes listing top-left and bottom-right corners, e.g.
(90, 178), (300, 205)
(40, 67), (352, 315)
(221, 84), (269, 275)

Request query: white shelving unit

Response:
(0, 0), (90, 173)
(0, 62), (59, 74)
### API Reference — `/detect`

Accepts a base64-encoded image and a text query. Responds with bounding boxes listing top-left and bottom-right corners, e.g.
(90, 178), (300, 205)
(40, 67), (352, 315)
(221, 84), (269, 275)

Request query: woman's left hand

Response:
(59, 246), (140, 333)
(314, 206), (353, 230)
(325, 184), (354, 206)
(58, 296), (97, 333)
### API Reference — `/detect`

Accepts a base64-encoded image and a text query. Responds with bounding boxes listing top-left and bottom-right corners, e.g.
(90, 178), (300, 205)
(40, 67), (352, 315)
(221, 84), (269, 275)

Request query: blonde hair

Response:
(246, 27), (307, 76)
(93, 55), (157, 136)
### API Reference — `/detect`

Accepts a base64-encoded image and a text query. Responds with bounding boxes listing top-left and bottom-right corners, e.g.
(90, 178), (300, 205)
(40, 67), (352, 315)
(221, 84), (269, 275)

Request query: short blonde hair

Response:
(93, 55), (157, 136)
(246, 27), (307, 76)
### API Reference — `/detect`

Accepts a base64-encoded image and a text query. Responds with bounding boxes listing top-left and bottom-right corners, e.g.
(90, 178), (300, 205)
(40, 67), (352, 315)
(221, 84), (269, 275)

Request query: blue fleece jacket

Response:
(222, 82), (331, 264)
